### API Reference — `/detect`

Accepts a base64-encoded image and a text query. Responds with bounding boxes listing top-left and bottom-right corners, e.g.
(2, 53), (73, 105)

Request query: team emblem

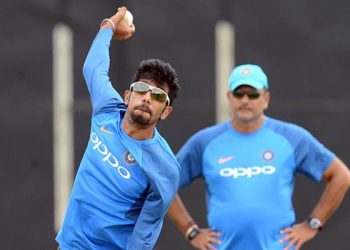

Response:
(241, 68), (251, 76)
(262, 150), (274, 161)
(124, 151), (136, 165)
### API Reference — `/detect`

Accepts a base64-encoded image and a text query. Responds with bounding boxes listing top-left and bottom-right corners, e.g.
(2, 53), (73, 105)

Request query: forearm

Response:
(167, 194), (197, 235)
(83, 28), (113, 87)
(129, 165), (179, 250)
(129, 195), (164, 250)
(279, 159), (350, 250)
(83, 7), (134, 89)
(309, 158), (350, 225)
(82, 28), (124, 113)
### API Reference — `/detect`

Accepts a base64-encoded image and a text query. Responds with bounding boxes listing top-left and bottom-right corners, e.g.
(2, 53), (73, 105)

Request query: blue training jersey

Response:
(177, 117), (334, 250)
(56, 28), (180, 250)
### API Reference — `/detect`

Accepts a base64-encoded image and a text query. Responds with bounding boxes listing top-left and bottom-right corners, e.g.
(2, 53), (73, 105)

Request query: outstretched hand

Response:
(101, 6), (136, 40)
(190, 228), (221, 250)
(279, 221), (318, 250)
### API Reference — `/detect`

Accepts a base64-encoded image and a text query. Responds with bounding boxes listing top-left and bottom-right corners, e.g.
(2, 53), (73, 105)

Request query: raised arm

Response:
(82, 7), (135, 115)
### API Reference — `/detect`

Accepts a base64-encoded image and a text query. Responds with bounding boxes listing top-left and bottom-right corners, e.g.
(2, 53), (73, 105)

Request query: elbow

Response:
(347, 170), (350, 189)
(82, 61), (93, 80)
(337, 167), (350, 190)
(338, 167), (350, 193)
(343, 162), (350, 189)
(327, 158), (350, 191)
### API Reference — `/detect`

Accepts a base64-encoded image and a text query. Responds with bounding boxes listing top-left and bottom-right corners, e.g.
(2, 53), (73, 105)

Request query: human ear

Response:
(263, 91), (270, 110)
(160, 105), (173, 120)
(124, 90), (131, 104)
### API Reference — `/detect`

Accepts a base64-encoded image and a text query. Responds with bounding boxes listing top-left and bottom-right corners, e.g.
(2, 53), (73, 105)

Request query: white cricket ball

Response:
(125, 10), (133, 26)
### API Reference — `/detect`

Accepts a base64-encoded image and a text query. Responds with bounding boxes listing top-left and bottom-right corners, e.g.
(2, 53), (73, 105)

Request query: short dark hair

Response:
(133, 59), (180, 106)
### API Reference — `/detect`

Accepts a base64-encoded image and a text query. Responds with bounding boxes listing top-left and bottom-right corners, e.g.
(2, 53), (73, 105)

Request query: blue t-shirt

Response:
(177, 117), (334, 250)
(56, 28), (180, 250)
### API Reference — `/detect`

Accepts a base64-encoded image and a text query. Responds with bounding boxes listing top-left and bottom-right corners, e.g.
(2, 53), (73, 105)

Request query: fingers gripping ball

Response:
(125, 10), (133, 26)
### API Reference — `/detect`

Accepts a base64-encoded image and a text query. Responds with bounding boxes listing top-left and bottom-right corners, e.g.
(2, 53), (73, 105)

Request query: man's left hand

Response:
(279, 221), (318, 250)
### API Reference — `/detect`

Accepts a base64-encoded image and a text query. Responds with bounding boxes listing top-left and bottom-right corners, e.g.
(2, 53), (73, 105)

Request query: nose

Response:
(142, 91), (152, 104)
(240, 94), (250, 103)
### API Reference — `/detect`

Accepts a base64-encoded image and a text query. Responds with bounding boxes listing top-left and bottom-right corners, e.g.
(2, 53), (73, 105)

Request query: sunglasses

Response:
(231, 90), (262, 100)
(130, 81), (170, 105)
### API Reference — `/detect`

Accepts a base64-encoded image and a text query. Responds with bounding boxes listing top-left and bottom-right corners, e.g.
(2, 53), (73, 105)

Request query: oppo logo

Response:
(219, 165), (276, 179)
(90, 132), (131, 179)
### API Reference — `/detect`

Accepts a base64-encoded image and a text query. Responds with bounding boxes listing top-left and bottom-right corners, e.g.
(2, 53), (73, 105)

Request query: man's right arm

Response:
(82, 7), (135, 115)
(167, 194), (221, 250)
(83, 28), (121, 114)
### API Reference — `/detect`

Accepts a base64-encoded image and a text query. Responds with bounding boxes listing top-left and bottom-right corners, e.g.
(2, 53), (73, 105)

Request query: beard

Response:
(130, 104), (154, 125)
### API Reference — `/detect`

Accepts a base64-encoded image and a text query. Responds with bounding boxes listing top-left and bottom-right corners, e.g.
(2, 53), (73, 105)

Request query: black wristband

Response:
(187, 227), (200, 241)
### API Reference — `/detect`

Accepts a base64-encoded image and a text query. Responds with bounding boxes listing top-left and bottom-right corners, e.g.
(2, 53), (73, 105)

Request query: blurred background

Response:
(1, 0), (350, 249)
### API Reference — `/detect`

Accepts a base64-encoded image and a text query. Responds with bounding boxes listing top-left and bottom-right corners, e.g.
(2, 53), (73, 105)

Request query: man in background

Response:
(167, 64), (350, 250)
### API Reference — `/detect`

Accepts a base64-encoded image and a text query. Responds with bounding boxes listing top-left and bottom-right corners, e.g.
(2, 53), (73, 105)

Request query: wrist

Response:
(100, 18), (115, 33)
(184, 224), (200, 241)
(182, 221), (196, 235)
(307, 217), (323, 231)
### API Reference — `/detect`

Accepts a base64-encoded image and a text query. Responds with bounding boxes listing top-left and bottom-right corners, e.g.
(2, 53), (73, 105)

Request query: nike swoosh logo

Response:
(218, 156), (234, 164)
(100, 125), (114, 135)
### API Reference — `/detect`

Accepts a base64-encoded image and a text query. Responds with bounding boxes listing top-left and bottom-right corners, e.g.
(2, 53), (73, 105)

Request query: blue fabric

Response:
(56, 28), (180, 250)
(228, 64), (268, 90)
(177, 117), (334, 250)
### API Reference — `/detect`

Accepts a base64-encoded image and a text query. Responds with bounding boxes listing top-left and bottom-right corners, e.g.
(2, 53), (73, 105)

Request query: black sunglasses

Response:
(231, 90), (262, 100)
(130, 81), (170, 105)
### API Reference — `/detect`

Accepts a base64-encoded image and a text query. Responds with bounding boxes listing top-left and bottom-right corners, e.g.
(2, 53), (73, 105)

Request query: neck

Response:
(231, 115), (265, 134)
(121, 114), (155, 140)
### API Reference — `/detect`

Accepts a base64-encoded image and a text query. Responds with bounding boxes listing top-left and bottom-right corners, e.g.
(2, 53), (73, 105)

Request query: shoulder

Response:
(94, 102), (127, 116)
(265, 116), (311, 137)
(154, 132), (180, 169)
(93, 104), (127, 121)
(264, 116), (324, 154)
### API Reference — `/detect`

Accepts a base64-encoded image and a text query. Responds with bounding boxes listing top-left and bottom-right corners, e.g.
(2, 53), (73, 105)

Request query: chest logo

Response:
(100, 125), (114, 135)
(218, 155), (234, 164)
(124, 151), (137, 166)
(220, 165), (276, 179)
(90, 132), (131, 179)
(262, 150), (274, 161)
